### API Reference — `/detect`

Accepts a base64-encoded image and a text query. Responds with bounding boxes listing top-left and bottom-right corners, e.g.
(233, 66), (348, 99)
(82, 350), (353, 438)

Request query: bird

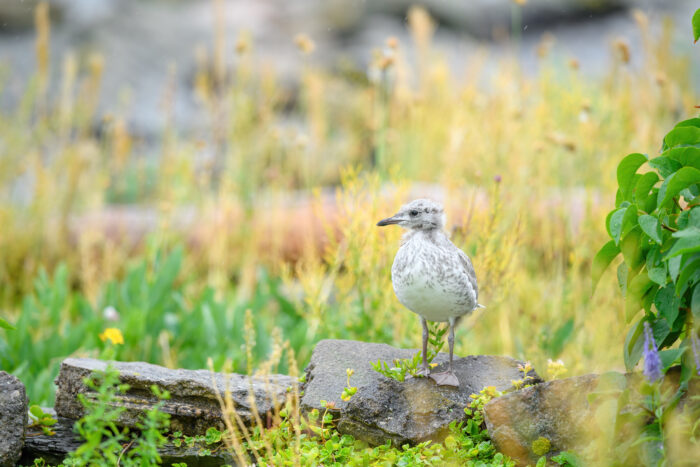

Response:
(377, 198), (482, 387)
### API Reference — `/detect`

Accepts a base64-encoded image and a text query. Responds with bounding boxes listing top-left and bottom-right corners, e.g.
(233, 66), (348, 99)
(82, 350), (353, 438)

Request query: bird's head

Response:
(376, 199), (445, 231)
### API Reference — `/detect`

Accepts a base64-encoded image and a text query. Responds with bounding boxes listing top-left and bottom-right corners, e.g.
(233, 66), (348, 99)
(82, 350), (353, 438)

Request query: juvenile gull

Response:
(377, 199), (482, 387)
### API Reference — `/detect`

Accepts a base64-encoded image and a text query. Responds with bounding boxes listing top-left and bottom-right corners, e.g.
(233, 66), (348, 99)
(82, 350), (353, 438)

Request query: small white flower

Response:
(103, 306), (120, 322)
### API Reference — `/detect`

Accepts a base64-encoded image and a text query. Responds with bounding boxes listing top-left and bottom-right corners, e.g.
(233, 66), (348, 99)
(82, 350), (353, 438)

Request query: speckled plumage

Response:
(392, 228), (478, 323)
(377, 198), (482, 386)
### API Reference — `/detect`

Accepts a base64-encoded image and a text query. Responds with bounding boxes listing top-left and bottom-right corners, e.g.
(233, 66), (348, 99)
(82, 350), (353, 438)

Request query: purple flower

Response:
(643, 322), (663, 383)
(691, 333), (700, 377)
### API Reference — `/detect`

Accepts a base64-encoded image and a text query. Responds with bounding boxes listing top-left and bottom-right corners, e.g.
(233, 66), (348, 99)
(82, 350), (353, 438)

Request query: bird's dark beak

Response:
(377, 216), (401, 226)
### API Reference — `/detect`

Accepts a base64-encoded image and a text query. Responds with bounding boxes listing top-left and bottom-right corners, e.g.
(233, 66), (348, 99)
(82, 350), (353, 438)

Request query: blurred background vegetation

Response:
(0, 0), (698, 416)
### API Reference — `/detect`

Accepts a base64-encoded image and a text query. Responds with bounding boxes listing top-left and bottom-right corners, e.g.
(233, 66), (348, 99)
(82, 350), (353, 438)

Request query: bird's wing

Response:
(457, 248), (478, 301)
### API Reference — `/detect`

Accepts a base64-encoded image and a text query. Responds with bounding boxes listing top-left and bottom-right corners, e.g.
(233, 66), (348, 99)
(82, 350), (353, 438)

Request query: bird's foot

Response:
(429, 370), (459, 387)
(415, 366), (430, 378)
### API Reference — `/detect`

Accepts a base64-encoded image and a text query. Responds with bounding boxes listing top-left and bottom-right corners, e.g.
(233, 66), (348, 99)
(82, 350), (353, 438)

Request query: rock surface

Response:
(484, 374), (601, 466)
(55, 358), (294, 435)
(0, 371), (28, 467)
(21, 408), (235, 467)
(21, 407), (235, 466)
(483, 370), (700, 466)
(301, 339), (541, 446)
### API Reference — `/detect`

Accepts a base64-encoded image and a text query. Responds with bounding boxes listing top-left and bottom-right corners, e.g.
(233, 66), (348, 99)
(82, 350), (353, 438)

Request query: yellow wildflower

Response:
(99, 328), (124, 345)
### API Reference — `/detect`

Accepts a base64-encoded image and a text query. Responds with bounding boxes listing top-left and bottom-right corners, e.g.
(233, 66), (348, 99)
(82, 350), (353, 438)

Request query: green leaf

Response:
(548, 319), (574, 357)
(0, 317), (15, 330)
(592, 241), (620, 293)
(690, 207), (700, 228)
(663, 147), (700, 170)
(30, 405), (44, 418)
(610, 208), (626, 245)
(654, 284), (680, 325)
(669, 255), (682, 281)
(621, 205), (639, 240)
(620, 228), (644, 272)
(649, 156), (682, 178)
(624, 320), (645, 370)
(692, 284), (700, 319)
(617, 262), (628, 294)
(647, 266), (666, 285)
(651, 318), (671, 349)
(657, 167), (700, 209)
(664, 227), (700, 258)
(638, 214), (662, 244)
(617, 153), (648, 202)
(634, 172), (659, 205)
(625, 274), (655, 322)
(552, 451), (584, 467)
(674, 118), (700, 129)
(659, 348), (684, 371)
(676, 255), (700, 296)
(694, 8), (700, 43)
(680, 340), (695, 386)
(663, 127), (700, 149)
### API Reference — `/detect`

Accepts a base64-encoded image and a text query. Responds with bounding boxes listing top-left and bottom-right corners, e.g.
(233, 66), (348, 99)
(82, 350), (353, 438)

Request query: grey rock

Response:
(363, 0), (666, 38)
(301, 339), (541, 446)
(55, 358), (294, 435)
(0, 371), (28, 467)
(21, 408), (235, 467)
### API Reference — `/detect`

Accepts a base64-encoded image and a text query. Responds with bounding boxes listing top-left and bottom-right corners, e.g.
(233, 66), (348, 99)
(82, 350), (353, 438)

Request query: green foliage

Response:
(551, 451), (584, 466)
(169, 427), (227, 458)
(0, 247), (306, 405)
(370, 352), (421, 382)
(371, 322), (446, 381)
(28, 405), (57, 436)
(590, 16), (700, 466)
(58, 366), (171, 466)
(252, 385), (512, 466)
(595, 117), (700, 377)
(0, 317), (14, 330)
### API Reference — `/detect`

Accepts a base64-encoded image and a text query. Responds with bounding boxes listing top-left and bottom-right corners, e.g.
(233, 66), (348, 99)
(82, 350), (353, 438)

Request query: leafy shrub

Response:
(593, 116), (700, 380)
(589, 10), (700, 465)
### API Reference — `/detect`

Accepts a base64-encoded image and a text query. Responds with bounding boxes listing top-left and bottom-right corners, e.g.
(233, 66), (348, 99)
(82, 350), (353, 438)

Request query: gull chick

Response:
(377, 199), (482, 387)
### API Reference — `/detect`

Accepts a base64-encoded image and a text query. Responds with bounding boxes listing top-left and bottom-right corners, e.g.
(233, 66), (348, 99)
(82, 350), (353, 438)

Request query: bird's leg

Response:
(416, 317), (430, 377)
(429, 317), (460, 387)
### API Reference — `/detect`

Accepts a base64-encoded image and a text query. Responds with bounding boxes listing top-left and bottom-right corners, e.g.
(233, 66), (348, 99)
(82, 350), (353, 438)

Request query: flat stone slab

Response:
(301, 339), (541, 446)
(55, 358), (294, 435)
(0, 371), (28, 467)
(21, 408), (235, 467)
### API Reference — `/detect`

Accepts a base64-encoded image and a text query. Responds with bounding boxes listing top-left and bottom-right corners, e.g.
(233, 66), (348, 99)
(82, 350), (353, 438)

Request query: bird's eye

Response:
(409, 210), (419, 217)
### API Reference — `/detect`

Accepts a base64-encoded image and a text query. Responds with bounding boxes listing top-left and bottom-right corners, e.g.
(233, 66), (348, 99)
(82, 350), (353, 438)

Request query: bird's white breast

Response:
(391, 233), (477, 323)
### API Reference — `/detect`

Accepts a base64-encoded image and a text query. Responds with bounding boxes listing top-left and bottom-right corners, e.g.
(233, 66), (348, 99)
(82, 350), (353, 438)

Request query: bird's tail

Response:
(476, 303), (486, 309)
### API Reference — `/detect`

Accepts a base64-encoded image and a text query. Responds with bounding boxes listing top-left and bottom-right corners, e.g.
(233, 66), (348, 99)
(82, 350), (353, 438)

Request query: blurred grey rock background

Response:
(0, 0), (697, 138)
